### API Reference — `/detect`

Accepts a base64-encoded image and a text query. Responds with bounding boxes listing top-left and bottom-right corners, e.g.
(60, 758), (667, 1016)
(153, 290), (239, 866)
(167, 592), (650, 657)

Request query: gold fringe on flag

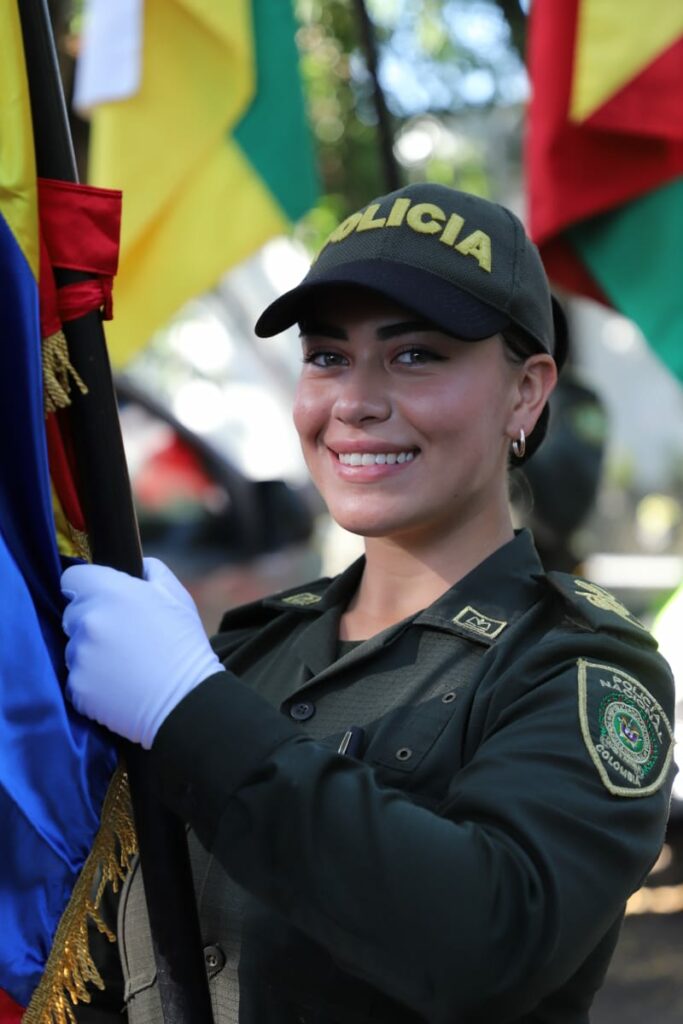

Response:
(23, 765), (138, 1024)
(51, 483), (92, 563)
(64, 523), (92, 563)
(42, 329), (88, 414)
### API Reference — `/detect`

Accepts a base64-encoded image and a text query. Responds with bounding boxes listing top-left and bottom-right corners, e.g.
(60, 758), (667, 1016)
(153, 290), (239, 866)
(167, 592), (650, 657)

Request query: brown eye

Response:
(303, 350), (348, 368)
(394, 348), (446, 365)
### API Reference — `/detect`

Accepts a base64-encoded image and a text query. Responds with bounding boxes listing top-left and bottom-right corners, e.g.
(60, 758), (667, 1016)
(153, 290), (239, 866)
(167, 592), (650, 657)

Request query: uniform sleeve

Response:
(149, 633), (674, 1023)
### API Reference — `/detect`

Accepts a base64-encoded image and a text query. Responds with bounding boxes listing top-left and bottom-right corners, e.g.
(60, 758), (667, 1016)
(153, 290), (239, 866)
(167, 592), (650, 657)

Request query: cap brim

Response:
(254, 260), (510, 341)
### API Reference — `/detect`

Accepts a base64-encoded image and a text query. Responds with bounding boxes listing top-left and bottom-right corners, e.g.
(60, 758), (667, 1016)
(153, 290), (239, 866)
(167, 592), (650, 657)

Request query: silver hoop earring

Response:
(511, 428), (526, 460)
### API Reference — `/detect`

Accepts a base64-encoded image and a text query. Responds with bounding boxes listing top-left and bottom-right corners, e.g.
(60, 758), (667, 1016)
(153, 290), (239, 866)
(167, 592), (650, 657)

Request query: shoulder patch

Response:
(577, 658), (673, 797)
(546, 572), (655, 645)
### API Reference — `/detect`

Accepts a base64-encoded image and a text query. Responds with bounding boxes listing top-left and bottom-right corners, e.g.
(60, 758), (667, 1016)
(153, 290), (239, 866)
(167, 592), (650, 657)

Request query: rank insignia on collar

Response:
(452, 606), (507, 639)
(281, 592), (322, 607)
(573, 580), (644, 629)
(578, 659), (673, 797)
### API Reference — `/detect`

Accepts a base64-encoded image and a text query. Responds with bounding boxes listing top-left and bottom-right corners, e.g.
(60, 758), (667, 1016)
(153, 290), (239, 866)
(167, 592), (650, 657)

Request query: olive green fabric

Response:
(119, 531), (673, 1024)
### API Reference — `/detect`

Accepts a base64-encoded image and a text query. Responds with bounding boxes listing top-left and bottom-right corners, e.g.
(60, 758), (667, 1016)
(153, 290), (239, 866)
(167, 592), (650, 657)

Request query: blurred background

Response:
(49, 2), (683, 1018)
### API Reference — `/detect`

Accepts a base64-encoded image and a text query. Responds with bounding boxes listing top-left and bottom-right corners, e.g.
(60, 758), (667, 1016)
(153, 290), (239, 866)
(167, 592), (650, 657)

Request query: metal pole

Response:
(352, 0), (401, 193)
(18, 3), (214, 1021)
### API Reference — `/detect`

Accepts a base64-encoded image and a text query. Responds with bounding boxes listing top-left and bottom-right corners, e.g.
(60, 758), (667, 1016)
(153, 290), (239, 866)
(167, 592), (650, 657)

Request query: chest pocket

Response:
(354, 639), (483, 801)
(367, 694), (458, 774)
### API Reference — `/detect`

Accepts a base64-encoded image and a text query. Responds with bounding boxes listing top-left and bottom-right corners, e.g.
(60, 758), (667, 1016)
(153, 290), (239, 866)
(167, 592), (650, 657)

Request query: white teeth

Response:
(338, 450), (416, 466)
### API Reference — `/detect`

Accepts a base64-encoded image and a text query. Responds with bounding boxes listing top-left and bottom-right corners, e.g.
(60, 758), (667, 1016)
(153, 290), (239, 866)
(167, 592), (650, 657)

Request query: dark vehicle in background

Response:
(116, 376), (322, 630)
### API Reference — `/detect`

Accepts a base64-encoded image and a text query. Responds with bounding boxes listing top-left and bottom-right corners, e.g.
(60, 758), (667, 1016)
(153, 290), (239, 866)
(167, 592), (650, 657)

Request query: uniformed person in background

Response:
(62, 184), (676, 1024)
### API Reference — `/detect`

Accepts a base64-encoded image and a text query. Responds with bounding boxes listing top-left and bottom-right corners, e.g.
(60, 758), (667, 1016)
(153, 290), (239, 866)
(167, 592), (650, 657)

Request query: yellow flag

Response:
(86, 0), (317, 366)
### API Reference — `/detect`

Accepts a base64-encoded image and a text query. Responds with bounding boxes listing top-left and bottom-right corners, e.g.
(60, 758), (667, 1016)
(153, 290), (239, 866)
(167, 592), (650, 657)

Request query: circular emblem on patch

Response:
(578, 659), (673, 797)
(601, 696), (654, 771)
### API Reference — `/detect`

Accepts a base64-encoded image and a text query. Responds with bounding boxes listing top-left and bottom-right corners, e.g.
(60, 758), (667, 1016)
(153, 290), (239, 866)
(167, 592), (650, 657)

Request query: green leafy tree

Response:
(295, 0), (529, 250)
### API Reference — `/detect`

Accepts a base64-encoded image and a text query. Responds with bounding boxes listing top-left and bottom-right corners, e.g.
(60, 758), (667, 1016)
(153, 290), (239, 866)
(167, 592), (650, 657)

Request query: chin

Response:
(329, 504), (430, 541)
(330, 515), (387, 539)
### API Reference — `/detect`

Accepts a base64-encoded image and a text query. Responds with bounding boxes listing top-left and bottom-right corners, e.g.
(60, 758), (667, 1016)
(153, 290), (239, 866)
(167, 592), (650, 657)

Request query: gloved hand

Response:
(62, 557), (223, 748)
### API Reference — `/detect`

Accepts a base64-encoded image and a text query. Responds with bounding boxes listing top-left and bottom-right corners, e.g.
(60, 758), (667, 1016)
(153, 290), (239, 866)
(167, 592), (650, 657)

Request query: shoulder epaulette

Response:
(215, 575), (332, 633)
(261, 576), (332, 612)
(215, 596), (283, 635)
(545, 571), (657, 648)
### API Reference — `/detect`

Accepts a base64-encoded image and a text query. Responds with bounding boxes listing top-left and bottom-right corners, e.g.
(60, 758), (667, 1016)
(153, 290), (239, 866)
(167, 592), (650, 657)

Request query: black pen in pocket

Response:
(338, 725), (365, 759)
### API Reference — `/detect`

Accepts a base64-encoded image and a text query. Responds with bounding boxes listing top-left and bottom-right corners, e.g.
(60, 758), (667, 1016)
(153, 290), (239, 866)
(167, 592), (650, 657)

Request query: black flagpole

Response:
(352, 0), (401, 193)
(18, 3), (214, 1021)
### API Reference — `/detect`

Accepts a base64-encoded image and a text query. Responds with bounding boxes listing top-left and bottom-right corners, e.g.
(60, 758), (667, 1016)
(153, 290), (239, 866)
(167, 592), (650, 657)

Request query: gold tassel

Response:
(42, 330), (88, 415)
(23, 765), (138, 1024)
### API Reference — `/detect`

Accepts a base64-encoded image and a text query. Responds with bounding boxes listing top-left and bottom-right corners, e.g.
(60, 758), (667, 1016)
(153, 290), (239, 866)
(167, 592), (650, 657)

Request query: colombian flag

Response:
(0, 6), (130, 1021)
(78, 0), (319, 367)
(526, 0), (683, 381)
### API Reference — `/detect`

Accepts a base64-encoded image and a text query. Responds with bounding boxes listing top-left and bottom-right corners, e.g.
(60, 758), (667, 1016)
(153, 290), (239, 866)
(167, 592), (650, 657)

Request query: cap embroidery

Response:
(577, 659), (673, 797)
(573, 579), (644, 628)
(281, 592), (322, 607)
(452, 606), (507, 639)
(323, 197), (492, 272)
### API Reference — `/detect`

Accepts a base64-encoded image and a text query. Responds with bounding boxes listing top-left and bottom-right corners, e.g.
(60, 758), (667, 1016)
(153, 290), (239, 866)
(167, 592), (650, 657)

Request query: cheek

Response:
(402, 382), (477, 436)
(292, 383), (324, 448)
(404, 375), (511, 449)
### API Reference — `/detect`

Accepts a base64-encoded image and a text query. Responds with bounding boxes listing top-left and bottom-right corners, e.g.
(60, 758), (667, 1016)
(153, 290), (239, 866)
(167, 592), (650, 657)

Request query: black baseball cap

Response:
(255, 182), (567, 371)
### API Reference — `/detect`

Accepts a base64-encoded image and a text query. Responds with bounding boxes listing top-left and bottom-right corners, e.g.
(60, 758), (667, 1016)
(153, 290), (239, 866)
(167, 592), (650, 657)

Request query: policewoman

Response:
(63, 184), (676, 1024)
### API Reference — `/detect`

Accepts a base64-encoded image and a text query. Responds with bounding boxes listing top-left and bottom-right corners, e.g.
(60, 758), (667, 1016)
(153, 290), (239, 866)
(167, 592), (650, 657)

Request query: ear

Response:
(507, 354), (557, 440)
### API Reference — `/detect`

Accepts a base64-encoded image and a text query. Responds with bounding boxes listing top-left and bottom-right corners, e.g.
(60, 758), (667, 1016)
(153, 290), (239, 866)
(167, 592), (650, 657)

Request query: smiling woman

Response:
(292, 288), (554, 605)
(62, 184), (674, 1024)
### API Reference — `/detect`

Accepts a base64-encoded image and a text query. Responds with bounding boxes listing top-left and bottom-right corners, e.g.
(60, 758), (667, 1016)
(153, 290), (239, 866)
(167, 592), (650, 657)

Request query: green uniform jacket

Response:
(142, 530), (675, 1023)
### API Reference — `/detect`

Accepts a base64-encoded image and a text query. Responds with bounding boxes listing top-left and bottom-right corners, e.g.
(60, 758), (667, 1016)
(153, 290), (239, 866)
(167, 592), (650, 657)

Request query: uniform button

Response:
(203, 944), (225, 977)
(289, 700), (316, 721)
(441, 691), (457, 704)
(395, 747), (413, 761)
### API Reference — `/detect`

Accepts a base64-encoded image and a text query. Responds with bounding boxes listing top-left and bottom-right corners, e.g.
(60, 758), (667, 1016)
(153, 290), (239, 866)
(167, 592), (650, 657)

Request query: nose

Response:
(332, 367), (391, 426)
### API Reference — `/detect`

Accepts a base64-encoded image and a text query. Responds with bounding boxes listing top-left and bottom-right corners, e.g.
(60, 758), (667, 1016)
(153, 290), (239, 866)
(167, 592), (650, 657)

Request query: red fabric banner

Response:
(37, 178), (122, 334)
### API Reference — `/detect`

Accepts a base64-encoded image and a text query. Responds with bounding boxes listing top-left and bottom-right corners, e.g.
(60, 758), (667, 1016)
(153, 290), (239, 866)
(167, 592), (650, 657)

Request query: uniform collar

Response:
(266, 529), (545, 653)
(413, 529), (545, 645)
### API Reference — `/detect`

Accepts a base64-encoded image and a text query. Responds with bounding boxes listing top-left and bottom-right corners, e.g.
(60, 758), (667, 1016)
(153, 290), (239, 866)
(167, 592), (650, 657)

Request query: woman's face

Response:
(293, 287), (538, 544)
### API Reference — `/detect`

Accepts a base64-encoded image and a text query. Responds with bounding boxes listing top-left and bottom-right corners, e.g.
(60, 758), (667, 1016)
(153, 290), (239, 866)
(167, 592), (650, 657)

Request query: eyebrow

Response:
(299, 320), (436, 341)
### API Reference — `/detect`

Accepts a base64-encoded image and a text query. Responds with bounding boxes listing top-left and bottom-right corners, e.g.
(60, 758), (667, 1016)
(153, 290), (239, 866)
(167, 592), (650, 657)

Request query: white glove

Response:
(62, 557), (223, 748)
